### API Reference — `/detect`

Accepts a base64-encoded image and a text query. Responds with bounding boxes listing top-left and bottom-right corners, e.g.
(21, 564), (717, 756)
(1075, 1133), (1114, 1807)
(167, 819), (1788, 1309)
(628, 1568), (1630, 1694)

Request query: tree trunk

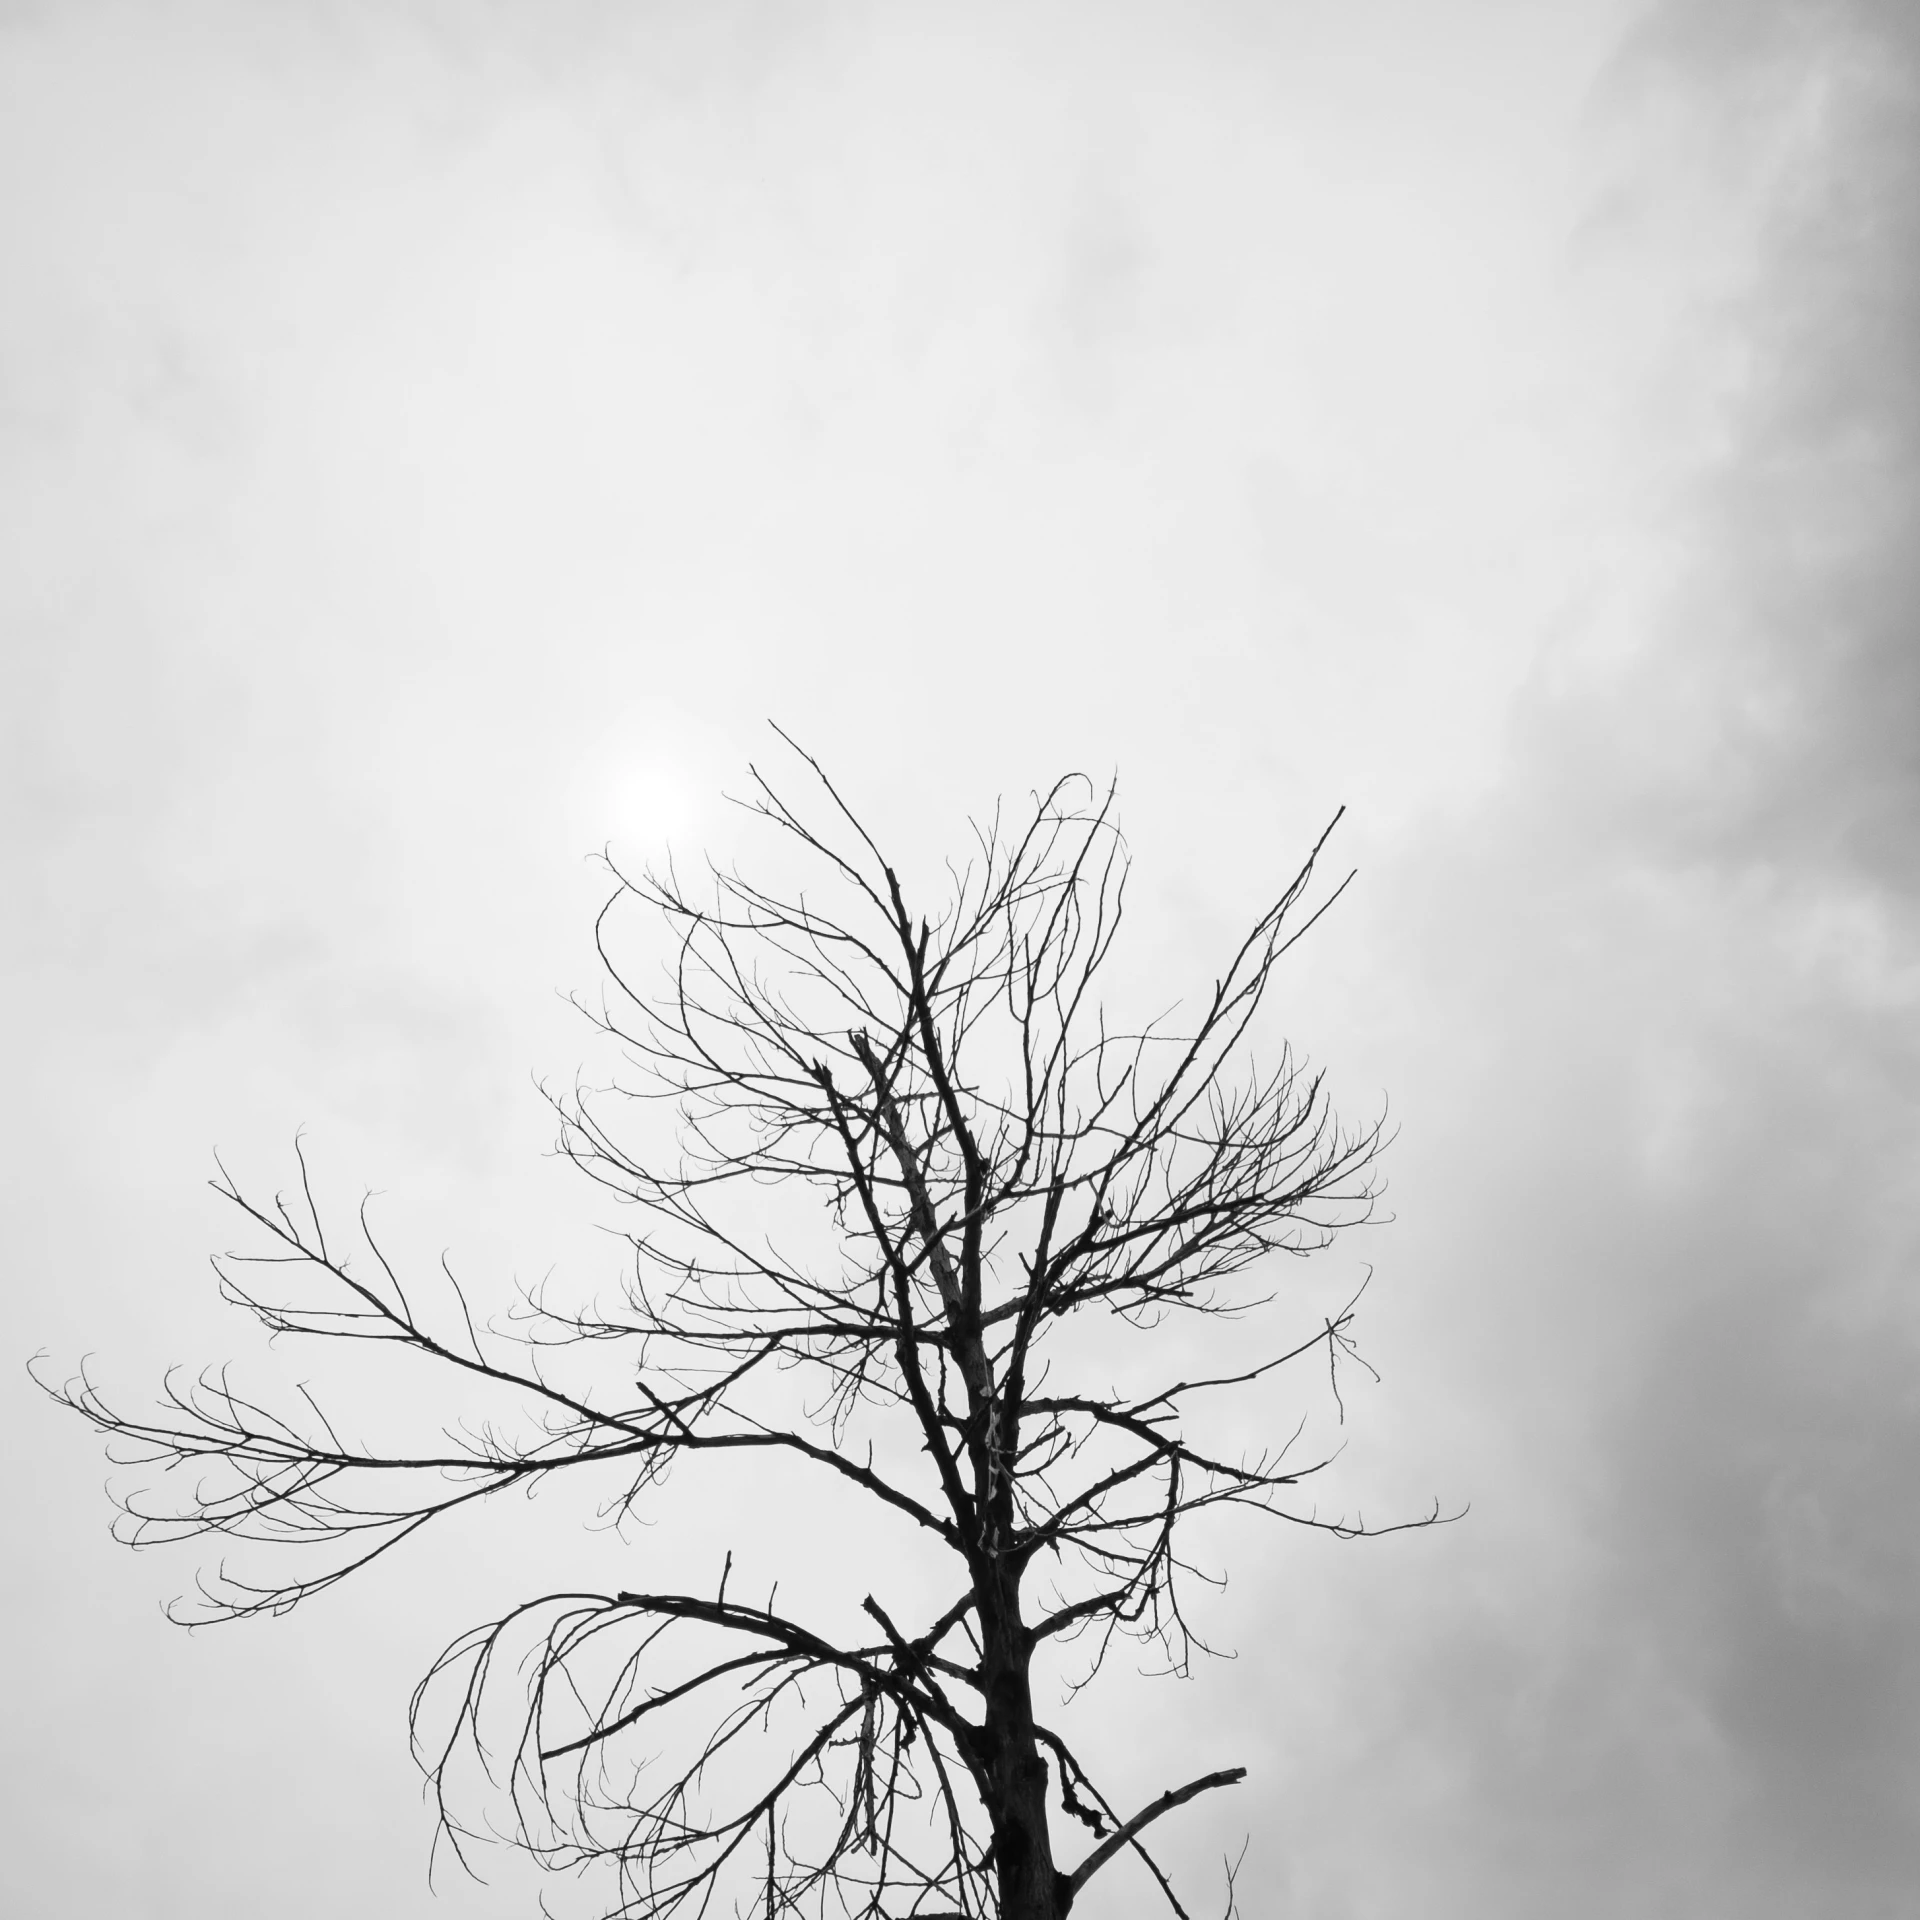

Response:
(977, 1564), (1069, 1920)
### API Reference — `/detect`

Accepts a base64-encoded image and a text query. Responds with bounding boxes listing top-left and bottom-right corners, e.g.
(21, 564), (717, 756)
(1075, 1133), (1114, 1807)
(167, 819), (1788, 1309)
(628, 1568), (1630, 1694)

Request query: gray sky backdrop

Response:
(5, 2), (1918, 1916)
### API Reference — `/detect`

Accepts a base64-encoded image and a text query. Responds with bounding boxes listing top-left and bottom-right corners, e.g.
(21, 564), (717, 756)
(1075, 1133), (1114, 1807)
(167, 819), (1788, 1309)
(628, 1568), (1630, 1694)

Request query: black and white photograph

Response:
(6, 4), (1917, 1916)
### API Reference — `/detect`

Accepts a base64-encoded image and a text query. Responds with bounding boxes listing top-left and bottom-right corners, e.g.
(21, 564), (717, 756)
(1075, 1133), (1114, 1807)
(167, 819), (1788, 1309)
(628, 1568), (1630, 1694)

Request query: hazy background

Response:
(6, 2), (1917, 1915)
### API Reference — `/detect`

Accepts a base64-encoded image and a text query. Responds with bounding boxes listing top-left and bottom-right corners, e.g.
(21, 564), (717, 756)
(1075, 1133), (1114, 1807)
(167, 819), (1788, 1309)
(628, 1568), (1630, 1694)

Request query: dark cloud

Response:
(1271, 4), (1920, 1912)
(1571, 0), (1920, 888)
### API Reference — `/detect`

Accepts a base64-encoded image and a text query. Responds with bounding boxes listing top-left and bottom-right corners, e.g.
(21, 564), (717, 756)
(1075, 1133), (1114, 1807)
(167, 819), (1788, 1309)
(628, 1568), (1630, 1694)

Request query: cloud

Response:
(6, 3), (1916, 1918)
(1226, 5), (1920, 1913)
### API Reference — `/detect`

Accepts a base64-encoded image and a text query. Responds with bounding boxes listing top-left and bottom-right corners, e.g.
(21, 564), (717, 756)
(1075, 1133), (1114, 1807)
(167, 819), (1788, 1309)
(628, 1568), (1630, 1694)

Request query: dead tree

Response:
(41, 741), (1431, 1920)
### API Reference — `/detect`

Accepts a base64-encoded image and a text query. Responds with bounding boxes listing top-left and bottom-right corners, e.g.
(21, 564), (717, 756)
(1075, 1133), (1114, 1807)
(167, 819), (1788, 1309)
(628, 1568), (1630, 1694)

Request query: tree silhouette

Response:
(41, 741), (1432, 1920)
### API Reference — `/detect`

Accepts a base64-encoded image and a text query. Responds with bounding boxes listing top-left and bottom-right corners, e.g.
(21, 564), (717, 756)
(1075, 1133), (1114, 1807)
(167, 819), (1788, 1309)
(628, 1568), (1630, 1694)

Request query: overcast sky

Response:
(5, 2), (1917, 1916)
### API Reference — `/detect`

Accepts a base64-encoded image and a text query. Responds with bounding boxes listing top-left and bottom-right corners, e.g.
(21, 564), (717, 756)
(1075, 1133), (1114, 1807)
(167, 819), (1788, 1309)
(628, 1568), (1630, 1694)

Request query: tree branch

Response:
(1065, 1767), (1247, 1898)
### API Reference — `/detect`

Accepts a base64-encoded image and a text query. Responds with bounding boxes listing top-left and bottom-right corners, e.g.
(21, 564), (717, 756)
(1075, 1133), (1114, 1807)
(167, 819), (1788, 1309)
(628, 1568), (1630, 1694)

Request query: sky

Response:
(4, 1), (1917, 1916)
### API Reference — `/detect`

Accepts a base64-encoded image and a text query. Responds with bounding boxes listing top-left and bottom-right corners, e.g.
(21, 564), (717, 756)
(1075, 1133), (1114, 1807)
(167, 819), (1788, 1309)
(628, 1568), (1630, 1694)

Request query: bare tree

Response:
(41, 741), (1433, 1920)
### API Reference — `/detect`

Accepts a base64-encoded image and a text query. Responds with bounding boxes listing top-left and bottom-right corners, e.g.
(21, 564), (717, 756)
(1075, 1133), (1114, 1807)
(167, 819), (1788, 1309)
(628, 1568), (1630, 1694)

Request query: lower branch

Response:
(1065, 1767), (1247, 1899)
